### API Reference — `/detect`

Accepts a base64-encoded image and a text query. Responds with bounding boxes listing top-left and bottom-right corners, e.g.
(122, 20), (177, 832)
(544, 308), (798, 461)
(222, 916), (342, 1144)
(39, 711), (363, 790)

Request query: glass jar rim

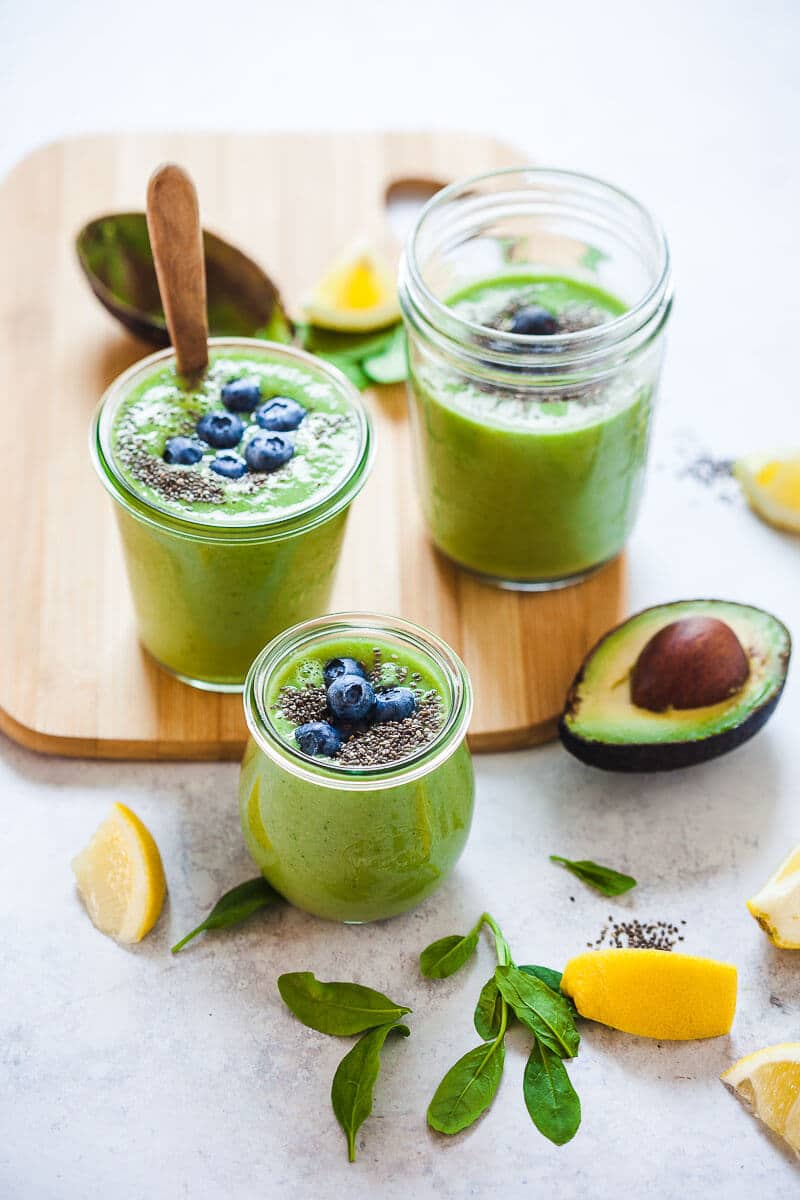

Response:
(243, 611), (474, 791)
(400, 166), (672, 365)
(90, 337), (373, 543)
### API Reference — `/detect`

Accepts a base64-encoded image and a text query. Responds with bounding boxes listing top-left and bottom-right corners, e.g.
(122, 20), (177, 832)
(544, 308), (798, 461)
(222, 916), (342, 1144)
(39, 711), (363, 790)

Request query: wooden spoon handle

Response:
(146, 164), (208, 376)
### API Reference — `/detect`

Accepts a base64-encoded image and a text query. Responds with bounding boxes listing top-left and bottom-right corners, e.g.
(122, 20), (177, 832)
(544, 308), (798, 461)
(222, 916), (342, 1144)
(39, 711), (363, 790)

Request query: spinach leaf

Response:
(362, 326), (408, 384)
(171, 877), (281, 954)
(474, 977), (504, 1041)
(518, 964), (563, 993)
(277, 972), (411, 1036)
(317, 353), (370, 391)
(494, 964), (580, 1059)
(420, 929), (479, 979)
(523, 1040), (581, 1145)
(427, 1040), (506, 1134)
(331, 1022), (410, 1161)
(549, 855), (636, 897)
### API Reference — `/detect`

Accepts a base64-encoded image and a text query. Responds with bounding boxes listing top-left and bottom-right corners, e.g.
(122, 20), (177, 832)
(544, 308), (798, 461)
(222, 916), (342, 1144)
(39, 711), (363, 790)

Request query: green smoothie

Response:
(240, 620), (474, 922)
(407, 273), (653, 584)
(92, 339), (371, 689)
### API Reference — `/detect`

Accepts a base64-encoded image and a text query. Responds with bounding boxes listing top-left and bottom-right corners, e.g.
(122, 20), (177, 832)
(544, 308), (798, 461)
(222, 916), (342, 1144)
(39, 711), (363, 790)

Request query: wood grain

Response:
(0, 132), (627, 760)
(146, 163), (208, 375)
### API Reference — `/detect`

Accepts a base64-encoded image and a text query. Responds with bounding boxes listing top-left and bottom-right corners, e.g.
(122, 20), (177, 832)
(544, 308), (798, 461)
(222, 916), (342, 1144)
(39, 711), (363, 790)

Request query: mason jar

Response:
(239, 612), (474, 922)
(91, 338), (373, 691)
(399, 167), (673, 589)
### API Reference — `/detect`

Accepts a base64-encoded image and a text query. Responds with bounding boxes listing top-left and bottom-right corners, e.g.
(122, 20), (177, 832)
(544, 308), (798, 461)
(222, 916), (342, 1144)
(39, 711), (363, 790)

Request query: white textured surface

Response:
(2, 1), (800, 1196)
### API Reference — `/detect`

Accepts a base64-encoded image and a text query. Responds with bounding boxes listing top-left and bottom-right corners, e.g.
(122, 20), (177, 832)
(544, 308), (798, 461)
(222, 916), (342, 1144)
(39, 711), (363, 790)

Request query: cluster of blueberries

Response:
(163, 378), (308, 480)
(295, 656), (418, 757)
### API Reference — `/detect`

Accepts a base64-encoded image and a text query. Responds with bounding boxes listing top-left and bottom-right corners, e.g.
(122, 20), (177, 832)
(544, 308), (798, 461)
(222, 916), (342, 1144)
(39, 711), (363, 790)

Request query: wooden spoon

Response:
(146, 163), (209, 376)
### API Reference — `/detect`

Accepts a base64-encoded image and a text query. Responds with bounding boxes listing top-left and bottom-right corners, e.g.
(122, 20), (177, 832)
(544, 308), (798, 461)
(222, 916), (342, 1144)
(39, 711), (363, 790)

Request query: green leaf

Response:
(549, 855), (637, 897)
(277, 972), (411, 1036)
(296, 321), (398, 361)
(494, 964), (580, 1058)
(427, 1040), (505, 1134)
(362, 326), (408, 384)
(420, 930), (479, 979)
(331, 1022), (410, 1162)
(474, 977), (505, 1040)
(523, 1040), (581, 1145)
(171, 877), (281, 954)
(316, 353), (370, 390)
(518, 964), (564, 993)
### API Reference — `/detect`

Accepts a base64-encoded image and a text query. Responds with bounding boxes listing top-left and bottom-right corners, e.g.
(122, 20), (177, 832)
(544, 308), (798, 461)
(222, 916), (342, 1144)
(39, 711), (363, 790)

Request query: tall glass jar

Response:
(399, 168), (673, 589)
(91, 338), (373, 691)
(239, 612), (474, 922)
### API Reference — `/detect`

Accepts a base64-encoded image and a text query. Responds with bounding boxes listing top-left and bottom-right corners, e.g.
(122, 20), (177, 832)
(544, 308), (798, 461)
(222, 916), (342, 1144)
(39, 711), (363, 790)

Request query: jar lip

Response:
(401, 166), (672, 356)
(91, 337), (373, 540)
(243, 611), (473, 791)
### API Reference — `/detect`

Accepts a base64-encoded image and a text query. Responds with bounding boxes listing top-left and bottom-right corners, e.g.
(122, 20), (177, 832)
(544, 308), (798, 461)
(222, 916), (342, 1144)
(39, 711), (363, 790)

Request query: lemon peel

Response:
(560, 948), (737, 1040)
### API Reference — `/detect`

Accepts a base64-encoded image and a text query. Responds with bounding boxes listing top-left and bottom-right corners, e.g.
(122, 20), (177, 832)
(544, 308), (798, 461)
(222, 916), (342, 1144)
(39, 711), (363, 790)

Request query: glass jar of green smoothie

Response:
(239, 613), (474, 922)
(91, 338), (372, 691)
(399, 168), (672, 589)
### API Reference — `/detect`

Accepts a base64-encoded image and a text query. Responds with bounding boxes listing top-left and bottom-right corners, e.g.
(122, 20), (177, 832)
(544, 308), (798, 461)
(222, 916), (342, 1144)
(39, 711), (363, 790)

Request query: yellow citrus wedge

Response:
(747, 843), (800, 948)
(301, 237), (400, 332)
(734, 452), (800, 533)
(72, 802), (166, 943)
(721, 1043), (800, 1153)
(561, 948), (737, 1040)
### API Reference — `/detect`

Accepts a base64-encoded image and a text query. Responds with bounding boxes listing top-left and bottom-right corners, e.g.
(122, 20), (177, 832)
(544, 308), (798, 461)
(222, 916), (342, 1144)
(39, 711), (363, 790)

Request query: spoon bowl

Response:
(76, 212), (292, 346)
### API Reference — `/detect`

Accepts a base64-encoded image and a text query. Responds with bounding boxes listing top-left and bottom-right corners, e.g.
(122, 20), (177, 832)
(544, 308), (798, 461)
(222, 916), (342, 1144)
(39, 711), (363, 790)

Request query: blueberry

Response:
(196, 411), (245, 449)
(294, 721), (343, 757)
(255, 396), (307, 431)
(210, 452), (247, 479)
(323, 657), (368, 688)
(509, 305), (559, 336)
(373, 687), (418, 723)
(244, 433), (295, 473)
(163, 436), (205, 465)
(221, 377), (262, 413)
(327, 673), (376, 721)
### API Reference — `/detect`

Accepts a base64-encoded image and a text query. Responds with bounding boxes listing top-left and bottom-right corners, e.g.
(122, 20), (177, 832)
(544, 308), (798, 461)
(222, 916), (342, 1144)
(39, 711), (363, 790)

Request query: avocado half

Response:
(559, 600), (791, 772)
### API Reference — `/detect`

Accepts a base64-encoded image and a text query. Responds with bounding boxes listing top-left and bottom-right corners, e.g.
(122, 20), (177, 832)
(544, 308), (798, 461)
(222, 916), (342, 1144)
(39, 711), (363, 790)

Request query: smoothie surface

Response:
(267, 635), (450, 768)
(428, 272), (632, 432)
(110, 347), (362, 524)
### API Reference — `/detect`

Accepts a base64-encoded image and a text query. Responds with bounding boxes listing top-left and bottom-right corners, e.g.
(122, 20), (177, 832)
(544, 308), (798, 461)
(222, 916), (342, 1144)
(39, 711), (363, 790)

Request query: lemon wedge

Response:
(301, 238), (400, 332)
(72, 802), (166, 943)
(722, 1043), (800, 1153)
(734, 452), (800, 533)
(561, 948), (737, 1040)
(747, 843), (800, 948)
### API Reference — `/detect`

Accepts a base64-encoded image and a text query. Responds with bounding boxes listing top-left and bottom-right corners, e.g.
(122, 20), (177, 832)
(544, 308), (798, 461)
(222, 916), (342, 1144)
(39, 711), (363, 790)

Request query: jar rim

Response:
(400, 166), (672, 363)
(243, 611), (474, 791)
(90, 337), (373, 543)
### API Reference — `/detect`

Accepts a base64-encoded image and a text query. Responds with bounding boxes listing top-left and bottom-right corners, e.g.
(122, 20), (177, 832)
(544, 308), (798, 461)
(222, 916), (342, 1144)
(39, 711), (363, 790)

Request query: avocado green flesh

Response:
(564, 601), (790, 746)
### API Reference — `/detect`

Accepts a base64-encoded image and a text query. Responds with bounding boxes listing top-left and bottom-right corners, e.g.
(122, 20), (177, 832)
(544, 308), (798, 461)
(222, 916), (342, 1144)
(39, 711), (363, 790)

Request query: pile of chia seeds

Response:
(493, 301), (611, 337)
(275, 649), (445, 768)
(587, 917), (687, 951)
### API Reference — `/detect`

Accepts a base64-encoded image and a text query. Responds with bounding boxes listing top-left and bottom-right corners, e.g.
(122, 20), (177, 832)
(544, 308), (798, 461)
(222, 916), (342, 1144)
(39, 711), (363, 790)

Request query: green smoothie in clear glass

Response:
(399, 168), (673, 589)
(92, 339), (372, 690)
(239, 614), (474, 923)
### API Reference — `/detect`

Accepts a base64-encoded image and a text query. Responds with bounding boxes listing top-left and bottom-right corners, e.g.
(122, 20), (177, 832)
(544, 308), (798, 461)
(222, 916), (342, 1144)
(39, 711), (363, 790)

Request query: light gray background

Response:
(2, 1), (799, 1196)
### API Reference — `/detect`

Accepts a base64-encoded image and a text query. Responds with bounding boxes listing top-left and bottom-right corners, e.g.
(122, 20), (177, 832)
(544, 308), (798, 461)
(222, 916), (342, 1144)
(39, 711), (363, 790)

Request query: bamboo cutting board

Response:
(0, 132), (626, 759)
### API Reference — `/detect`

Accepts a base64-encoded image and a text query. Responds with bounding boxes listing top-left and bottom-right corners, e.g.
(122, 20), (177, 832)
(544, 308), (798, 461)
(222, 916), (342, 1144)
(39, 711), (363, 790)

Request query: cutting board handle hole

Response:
(384, 177), (447, 243)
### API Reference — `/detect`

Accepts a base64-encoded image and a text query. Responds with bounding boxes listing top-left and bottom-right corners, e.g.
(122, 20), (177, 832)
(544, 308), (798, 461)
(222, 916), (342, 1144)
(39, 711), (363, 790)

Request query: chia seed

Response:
(274, 656), (446, 769)
(589, 917), (686, 952)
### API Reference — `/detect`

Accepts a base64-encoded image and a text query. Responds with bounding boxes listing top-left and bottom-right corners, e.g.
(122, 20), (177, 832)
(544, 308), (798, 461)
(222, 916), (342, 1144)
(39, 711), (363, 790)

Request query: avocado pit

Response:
(630, 617), (750, 712)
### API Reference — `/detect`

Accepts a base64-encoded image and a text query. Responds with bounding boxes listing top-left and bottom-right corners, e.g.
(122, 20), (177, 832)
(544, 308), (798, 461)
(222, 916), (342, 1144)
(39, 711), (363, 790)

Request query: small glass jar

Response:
(239, 612), (474, 923)
(399, 167), (673, 589)
(91, 338), (373, 691)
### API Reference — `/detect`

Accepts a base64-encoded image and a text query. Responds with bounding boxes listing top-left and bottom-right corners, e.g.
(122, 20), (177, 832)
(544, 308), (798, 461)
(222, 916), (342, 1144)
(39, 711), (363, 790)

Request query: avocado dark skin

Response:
(559, 600), (791, 772)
